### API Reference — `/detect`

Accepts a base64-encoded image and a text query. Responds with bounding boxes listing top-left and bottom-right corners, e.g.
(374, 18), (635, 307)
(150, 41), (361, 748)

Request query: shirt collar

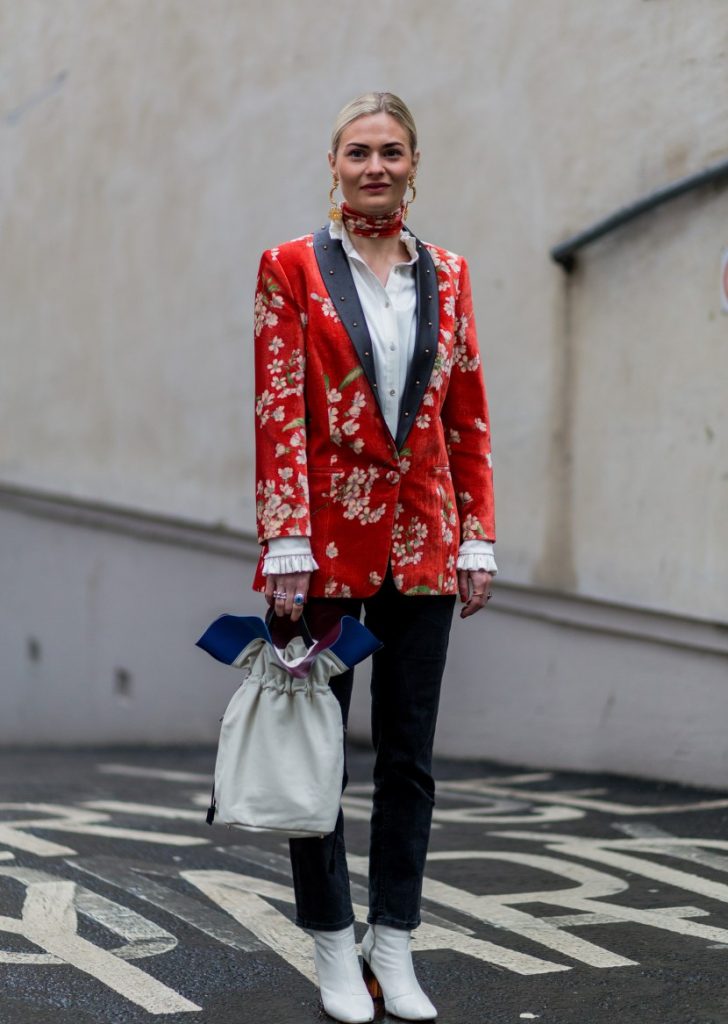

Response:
(329, 218), (419, 266)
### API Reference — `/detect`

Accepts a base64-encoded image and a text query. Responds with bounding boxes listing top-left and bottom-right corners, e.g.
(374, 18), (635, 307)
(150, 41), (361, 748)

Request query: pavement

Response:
(2, 745), (728, 1024)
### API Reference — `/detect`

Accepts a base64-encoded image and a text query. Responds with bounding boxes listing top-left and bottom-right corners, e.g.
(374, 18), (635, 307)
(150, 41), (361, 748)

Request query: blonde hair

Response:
(331, 92), (418, 156)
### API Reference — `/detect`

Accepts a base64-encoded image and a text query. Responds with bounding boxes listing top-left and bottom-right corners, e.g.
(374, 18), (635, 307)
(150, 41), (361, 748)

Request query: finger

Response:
(457, 569), (469, 603)
(289, 573), (310, 623)
(460, 592), (486, 619)
(265, 575), (276, 606)
(273, 577), (289, 617)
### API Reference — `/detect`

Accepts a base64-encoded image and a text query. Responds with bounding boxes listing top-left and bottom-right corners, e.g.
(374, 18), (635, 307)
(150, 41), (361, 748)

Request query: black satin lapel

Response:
(312, 227), (381, 410)
(395, 238), (439, 450)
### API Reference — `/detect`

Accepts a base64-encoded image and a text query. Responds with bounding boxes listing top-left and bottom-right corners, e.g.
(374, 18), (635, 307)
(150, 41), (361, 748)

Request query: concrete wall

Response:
(2, 1), (727, 782)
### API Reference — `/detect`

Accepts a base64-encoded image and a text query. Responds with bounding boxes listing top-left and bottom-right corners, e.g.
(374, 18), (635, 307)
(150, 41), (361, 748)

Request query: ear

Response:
(411, 149), (421, 175)
(327, 151), (336, 174)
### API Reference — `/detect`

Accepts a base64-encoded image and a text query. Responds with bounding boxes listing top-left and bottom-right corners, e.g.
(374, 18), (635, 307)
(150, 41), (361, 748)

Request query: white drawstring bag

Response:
(196, 611), (381, 837)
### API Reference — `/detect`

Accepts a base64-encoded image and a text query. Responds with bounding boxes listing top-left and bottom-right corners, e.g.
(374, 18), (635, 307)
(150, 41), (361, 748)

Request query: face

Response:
(329, 112), (419, 215)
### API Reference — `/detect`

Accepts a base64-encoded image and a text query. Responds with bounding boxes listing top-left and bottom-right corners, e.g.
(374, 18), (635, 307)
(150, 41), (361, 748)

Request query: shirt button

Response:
(389, 344), (395, 351)
(385, 301), (390, 308)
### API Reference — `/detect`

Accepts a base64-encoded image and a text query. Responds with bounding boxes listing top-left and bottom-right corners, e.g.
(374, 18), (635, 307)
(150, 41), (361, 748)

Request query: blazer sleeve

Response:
(440, 256), (496, 543)
(254, 249), (311, 543)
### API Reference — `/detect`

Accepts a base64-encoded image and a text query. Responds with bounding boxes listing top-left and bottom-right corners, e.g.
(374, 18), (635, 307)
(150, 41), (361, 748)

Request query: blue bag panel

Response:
(325, 615), (383, 668)
(196, 615), (271, 665)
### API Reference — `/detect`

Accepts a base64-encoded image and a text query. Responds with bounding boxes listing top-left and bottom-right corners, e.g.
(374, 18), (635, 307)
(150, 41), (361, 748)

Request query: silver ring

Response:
(293, 593), (304, 606)
(274, 590), (287, 600)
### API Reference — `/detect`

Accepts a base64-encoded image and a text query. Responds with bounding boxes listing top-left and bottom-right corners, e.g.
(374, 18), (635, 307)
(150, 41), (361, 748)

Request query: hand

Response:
(265, 571), (311, 621)
(458, 568), (493, 619)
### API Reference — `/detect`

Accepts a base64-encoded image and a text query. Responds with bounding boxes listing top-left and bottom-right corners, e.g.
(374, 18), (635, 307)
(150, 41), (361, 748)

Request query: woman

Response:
(253, 92), (496, 1023)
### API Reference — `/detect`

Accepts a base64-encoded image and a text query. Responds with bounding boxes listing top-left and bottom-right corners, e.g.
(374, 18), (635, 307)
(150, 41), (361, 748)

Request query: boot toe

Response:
(385, 991), (437, 1020)
(320, 990), (374, 1023)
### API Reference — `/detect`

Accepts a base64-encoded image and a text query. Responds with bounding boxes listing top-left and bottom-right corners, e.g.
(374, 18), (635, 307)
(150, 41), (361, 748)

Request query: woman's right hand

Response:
(265, 571), (312, 622)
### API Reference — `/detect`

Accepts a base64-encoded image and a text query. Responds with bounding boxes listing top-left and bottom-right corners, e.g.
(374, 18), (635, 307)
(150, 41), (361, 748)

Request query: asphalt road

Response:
(2, 745), (728, 1024)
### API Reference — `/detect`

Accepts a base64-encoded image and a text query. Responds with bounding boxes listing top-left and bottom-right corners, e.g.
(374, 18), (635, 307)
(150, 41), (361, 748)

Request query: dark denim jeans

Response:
(279, 570), (456, 932)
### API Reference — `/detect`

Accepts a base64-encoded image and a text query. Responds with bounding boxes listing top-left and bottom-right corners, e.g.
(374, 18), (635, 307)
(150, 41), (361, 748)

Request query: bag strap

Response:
(265, 606), (315, 648)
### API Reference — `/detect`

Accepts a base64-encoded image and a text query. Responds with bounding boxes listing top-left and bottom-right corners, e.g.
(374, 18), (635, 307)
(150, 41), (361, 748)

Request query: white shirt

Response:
(263, 221), (497, 577)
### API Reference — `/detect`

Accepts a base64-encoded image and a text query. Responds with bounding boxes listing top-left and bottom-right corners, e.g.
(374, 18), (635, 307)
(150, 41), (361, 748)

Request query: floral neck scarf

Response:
(341, 202), (405, 238)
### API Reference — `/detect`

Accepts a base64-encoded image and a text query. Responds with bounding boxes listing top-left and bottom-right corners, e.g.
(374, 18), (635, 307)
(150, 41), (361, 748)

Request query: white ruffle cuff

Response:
(262, 536), (319, 576)
(456, 539), (498, 575)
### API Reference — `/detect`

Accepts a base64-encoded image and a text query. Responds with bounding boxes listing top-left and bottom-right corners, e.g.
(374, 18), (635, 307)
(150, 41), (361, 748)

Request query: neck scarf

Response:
(341, 202), (405, 238)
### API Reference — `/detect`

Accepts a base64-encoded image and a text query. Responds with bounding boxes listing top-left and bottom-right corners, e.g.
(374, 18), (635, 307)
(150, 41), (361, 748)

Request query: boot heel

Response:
(362, 960), (382, 1000)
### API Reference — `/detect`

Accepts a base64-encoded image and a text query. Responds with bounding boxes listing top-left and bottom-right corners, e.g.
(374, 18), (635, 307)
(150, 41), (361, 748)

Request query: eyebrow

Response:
(344, 140), (406, 149)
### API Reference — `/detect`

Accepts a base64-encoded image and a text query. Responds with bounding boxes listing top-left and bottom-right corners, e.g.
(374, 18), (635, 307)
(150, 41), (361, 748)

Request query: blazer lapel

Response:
(395, 237), (439, 450)
(312, 226), (383, 416)
(312, 225), (440, 451)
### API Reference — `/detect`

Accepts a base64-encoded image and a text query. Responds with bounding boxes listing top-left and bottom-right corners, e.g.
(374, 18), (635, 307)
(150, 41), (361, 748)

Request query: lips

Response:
(362, 184), (389, 192)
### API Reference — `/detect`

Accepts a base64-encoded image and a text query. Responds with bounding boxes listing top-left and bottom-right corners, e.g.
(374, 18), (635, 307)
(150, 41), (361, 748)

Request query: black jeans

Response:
(281, 570), (456, 932)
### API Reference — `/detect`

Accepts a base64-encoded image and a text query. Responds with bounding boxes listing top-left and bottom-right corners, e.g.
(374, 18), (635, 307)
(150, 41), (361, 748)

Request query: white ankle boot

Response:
(361, 924), (437, 1020)
(312, 925), (374, 1023)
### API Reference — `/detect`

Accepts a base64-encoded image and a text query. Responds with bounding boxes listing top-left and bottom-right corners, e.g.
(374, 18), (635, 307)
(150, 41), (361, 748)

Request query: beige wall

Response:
(2, 0), (727, 621)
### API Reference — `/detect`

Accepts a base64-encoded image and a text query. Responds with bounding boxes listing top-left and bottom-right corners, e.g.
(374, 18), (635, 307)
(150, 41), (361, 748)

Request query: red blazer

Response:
(252, 226), (495, 598)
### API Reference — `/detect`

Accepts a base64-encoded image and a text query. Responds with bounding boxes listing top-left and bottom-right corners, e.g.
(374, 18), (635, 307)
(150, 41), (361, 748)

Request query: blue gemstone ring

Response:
(293, 593), (305, 606)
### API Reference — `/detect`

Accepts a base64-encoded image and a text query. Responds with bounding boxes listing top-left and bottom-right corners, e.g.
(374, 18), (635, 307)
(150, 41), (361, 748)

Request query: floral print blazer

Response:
(252, 226), (495, 598)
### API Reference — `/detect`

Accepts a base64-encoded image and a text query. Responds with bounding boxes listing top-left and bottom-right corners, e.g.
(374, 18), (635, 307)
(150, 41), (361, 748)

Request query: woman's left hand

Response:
(458, 569), (493, 619)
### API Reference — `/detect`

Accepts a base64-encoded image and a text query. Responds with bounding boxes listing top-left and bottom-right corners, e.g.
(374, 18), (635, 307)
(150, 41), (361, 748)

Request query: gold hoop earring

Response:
(403, 175), (417, 220)
(328, 175), (342, 221)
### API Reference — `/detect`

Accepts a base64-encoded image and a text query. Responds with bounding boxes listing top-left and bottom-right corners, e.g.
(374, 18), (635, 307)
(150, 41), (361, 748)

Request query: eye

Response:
(346, 148), (366, 158)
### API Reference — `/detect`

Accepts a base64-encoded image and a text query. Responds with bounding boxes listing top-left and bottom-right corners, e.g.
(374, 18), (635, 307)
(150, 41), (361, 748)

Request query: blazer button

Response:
(329, 269), (334, 275)
(386, 470), (400, 485)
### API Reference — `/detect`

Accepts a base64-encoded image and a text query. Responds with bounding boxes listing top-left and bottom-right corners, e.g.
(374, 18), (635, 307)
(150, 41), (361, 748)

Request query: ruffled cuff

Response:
(262, 535), (319, 576)
(262, 552), (319, 575)
(456, 539), (497, 576)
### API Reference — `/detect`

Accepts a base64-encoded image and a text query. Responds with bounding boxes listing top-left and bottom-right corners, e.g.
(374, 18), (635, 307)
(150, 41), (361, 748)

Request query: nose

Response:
(366, 152), (384, 176)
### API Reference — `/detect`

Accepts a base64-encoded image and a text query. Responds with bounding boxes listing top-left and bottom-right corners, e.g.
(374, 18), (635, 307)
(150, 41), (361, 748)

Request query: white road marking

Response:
(97, 764), (210, 783)
(442, 780), (728, 816)
(72, 856), (266, 953)
(0, 865), (177, 961)
(83, 800), (205, 822)
(182, 870), (318, 984)
(439, 844), (728, 953)
(184, 868), (568, 979)
(0, 803), (209, 852)
(0, 877), (200, 1013)
(386, 851), (636, 969)
(497, 830), (728, 907)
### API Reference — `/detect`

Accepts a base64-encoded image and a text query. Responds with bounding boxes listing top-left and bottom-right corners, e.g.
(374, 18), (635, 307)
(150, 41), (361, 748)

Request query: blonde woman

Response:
(253, 92), (496, 1022)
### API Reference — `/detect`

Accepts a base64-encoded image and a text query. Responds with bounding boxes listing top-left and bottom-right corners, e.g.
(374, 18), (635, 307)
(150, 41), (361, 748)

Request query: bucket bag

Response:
(196, 610), (381, 837)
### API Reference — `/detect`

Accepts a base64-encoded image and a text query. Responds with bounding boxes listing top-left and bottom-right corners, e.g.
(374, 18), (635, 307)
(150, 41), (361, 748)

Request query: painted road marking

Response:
(0, 803), (209, 855)
(0, 871), (199, 1013)
(71, 856), (266, 952)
